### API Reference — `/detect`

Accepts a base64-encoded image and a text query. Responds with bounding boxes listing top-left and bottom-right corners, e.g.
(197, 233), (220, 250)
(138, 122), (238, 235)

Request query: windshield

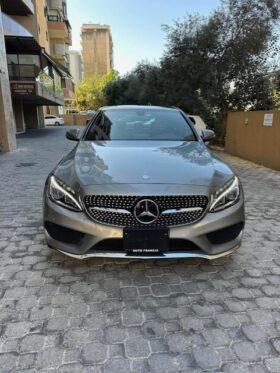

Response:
(85, 108), (196, 141)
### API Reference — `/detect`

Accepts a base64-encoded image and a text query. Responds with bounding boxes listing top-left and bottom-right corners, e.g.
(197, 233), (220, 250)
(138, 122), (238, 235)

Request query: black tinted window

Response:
(85, 109), (195, 141)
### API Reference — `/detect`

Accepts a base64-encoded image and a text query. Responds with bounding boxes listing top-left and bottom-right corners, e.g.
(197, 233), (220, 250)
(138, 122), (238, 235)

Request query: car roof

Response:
(100, 105), (179, 112)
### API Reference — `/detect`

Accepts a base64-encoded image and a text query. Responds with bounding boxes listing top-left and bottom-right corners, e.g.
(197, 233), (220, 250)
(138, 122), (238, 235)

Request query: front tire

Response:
(54, 121), (59, 126)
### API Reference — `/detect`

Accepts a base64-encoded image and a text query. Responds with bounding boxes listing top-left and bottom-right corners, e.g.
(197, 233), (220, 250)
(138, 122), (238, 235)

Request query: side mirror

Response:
(66, 129), (80, 141)
(201, 129), (215, 142)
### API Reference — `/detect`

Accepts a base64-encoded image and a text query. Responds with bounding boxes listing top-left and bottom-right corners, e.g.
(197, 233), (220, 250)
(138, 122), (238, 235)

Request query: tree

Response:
(74, 70), (118, 110)
(105, 0), (280, 139)
(162, 0), (280, 134)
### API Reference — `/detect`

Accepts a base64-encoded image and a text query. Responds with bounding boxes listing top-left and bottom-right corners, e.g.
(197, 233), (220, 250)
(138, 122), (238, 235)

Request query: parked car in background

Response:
(45, 115), (64, 126)
(188, 115), (207, 134)
(79, 111), (88, 115)
(87, 110), (96, 115)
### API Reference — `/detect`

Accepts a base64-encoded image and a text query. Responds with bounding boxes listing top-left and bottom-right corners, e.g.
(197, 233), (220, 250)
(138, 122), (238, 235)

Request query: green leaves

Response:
(74, 70), (118, 111)
(105, 0), (280, 139)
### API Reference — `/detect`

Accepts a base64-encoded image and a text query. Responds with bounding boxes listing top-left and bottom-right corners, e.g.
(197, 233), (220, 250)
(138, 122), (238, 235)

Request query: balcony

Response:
(10, 80), (64, 106)
(37, 81), (64, 105)
(48, 0), (63, 10)
(8, 64), (64, 106)
(48, 20), (69, 40)
(1, 0), (34, 15)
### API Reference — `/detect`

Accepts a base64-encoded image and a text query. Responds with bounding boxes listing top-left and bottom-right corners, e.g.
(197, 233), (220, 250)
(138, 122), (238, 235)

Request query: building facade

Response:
(69, 50), (82, 85)
(81, 24), (113, 77)
(46, 0), (74, 108)
(0, 0), (65, 151)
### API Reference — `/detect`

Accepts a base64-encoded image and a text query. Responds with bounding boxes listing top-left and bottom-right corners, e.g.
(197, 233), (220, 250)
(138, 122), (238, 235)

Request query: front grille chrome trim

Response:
(162, 207), (203, 215)
(55, 245), (240, 260)
(89, 207), (131, 215)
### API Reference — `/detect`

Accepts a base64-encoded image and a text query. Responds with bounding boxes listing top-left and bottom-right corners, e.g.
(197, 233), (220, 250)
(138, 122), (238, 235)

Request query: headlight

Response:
(209, 176), (240, 212)
(48, 176), (82, 211)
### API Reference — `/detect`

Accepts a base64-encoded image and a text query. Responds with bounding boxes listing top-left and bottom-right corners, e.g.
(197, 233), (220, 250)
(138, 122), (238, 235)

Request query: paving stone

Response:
(215, 313), (240, 328)
(5, 321), (31, 338)
(37, 347), (64, 368)
(233, 341), (259, 362)
(46, 317), (69, 332)
(193, 346), (221, 370)
(81, 342), (107, 364)
(264, 357), (280, 373)
(1, 128), (280, 372)
(241, 324), (267, 342)
(202, 328), (230, 346)
(148, 353), (178, 373)
(180, 316), (204, 332)
(20, 334), (46, 353)
(122, 309), (143, 326)
(0, 353), (18, 372)
(270, 338), (280, 354)
(141, 320), (165, 339)
(104, 326), (126, 344)
(125, 336), (150, 358)
(104, 357), (131, 373)
(166, 332), (190, 353)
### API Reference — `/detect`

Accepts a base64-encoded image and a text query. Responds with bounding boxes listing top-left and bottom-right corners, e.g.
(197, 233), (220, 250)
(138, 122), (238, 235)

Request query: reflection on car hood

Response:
(54, 140), (234, 188)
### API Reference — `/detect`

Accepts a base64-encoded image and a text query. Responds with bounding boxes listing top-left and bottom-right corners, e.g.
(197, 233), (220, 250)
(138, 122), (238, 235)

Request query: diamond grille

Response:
(84, 195), (208, 227)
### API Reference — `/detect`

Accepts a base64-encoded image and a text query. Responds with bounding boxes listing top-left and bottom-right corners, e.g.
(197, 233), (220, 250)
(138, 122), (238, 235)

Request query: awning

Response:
(42, 50), (72, 78)
(1, 0), (34, 16)
(5, 36), (41, 53)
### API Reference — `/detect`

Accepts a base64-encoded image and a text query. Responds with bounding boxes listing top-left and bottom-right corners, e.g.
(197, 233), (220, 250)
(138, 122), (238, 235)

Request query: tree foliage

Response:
(74, 70), (118, 110)
(105, 0), (280, 137)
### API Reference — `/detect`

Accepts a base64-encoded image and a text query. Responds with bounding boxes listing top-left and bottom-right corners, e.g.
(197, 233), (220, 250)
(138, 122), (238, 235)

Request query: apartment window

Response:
(18, 55), (40, 67)
(7, 54), (18, 64)
(61, 78), (66, 89)
(48, 9), (60, 22)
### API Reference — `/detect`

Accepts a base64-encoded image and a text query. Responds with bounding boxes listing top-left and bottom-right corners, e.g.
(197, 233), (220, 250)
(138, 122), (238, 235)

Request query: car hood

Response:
(54, 140), (234, 188)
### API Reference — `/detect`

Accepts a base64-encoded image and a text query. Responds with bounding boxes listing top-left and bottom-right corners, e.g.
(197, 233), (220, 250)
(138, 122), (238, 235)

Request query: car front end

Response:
(43, 173), (244, 260)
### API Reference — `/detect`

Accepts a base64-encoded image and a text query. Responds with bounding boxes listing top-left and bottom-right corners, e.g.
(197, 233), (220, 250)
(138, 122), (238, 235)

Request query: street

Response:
(0, 126), (280, 372)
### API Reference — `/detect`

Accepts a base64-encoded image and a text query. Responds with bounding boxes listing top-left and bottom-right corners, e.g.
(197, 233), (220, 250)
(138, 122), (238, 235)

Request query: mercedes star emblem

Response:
(134, 199), (159, 224)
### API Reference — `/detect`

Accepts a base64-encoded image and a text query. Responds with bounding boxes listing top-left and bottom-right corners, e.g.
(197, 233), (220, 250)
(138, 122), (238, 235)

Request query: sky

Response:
(67, 0), (220, 75)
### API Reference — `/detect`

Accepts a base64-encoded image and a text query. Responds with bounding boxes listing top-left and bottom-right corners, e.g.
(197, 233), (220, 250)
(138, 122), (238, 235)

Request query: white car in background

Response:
(188, 115), (207, 134)
(45, 115), (64, 126)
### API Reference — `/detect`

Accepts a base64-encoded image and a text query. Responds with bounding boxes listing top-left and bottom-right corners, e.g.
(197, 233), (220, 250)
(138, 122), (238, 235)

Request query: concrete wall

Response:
(61, 114), (92, 126)
(225, 110), (280, 171)
(35, 0), (50, 53)
(0, 4), (16, 151)
(13, 101), (25, 133)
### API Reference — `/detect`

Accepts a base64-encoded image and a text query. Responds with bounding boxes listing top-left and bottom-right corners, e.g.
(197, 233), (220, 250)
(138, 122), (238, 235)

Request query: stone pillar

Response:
(37, 106), (45, 128)
(0, 5), (16, 152)
(13, 101), (25, 133)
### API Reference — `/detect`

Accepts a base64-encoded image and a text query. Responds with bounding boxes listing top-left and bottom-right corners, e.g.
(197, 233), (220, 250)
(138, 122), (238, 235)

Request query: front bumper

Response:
(43, 193), (245, 260)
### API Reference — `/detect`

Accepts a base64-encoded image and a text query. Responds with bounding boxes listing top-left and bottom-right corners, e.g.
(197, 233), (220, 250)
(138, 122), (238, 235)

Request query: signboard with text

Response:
(263, 113), (273, 127)
(10, 82), (36, 96)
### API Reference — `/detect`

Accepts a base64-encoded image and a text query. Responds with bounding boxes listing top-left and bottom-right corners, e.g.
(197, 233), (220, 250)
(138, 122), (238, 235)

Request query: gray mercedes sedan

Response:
(43, 105), (245, 260)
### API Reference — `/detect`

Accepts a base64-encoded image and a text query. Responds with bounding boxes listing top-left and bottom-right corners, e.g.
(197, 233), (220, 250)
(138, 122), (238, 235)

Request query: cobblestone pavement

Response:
(0, 126), (280, 373)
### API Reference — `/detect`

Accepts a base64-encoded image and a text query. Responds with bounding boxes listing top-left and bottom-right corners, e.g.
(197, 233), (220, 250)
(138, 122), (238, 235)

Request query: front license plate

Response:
(123, 228), (169, 255)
